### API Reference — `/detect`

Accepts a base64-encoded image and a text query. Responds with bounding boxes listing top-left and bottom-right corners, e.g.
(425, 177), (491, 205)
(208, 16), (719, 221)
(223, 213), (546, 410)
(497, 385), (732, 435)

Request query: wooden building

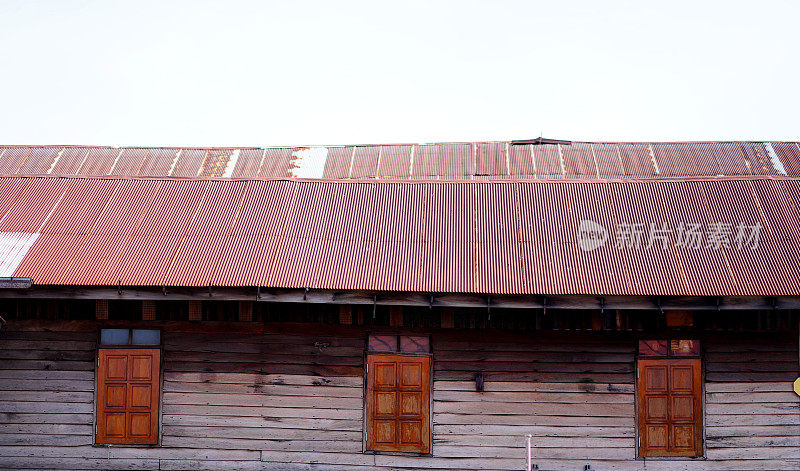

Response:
(0, 141), (799, 470)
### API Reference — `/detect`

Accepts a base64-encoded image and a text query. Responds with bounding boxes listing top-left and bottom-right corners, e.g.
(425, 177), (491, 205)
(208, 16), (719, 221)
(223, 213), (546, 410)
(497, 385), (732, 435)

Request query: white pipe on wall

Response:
(526, 434), (532, 471)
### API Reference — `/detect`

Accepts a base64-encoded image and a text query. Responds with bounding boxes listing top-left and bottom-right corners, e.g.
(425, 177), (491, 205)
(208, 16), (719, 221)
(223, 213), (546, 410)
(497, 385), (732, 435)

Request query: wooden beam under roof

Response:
(0, 286), (798, 311)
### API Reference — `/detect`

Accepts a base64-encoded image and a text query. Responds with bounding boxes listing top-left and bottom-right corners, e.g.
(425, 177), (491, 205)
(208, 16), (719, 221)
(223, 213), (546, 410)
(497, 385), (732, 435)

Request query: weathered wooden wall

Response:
(0, 320), (798, 470)
(703, 336), (800, 465)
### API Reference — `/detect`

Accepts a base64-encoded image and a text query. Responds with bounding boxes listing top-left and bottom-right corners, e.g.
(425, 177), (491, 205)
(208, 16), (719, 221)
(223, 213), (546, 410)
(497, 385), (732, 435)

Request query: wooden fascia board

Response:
(0, 286), (798, 311)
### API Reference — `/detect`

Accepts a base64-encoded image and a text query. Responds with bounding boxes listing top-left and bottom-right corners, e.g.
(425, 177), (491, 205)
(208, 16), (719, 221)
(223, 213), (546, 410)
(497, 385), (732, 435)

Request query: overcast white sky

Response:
(0, 1), (797, 147)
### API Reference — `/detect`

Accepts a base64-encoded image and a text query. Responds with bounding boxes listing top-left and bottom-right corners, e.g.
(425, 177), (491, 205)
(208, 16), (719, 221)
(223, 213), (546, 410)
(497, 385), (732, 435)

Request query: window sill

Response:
(363, 450), (431, 457)
(92, 443), (161, 448)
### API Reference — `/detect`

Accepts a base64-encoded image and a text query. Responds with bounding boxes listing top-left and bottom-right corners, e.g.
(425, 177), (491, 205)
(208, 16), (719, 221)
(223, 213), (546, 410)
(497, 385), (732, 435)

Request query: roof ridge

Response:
(1, 173), (798, 184)
(0, 140), (799, 148)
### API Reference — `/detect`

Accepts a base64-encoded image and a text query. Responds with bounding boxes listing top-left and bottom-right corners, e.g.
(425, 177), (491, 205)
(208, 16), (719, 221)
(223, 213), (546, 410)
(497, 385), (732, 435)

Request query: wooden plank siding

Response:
(0, 320), (798, 470)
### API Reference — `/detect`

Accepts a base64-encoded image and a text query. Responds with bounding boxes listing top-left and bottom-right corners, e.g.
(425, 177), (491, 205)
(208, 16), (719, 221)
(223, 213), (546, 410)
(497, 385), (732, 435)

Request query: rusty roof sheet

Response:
(3, 142), (800, 180)
(0, 175), (798, 296)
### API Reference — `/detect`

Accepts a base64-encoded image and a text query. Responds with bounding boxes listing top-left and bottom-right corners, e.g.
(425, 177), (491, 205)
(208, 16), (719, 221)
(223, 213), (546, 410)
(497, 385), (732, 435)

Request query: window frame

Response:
(94, 328), (163, 447)
(635, 338), (704, 459)
(363, 333), (433, 455)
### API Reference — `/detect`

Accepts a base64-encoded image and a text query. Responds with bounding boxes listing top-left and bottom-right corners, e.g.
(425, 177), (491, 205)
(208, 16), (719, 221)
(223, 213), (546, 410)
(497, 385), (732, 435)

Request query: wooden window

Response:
(96, 348), (160, 445)
(366, 354), (431, 453)
(637, 340), (702, 457)
(365, 334), (432, 453)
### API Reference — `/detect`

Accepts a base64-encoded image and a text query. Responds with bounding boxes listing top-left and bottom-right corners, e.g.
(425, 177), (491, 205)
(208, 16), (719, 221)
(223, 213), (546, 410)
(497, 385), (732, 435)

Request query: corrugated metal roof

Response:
(0, 175), (797, 296)
(3, 142), (800, 180)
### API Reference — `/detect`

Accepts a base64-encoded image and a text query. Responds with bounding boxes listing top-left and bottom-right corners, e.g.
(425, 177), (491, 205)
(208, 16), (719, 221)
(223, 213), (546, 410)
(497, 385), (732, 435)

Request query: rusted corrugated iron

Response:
(321, 146), (353, 179)
(739, 142), (773, 175)
(170, 149), (206, 177)
(412, 144), (474, 180)
(213, 180), (296, 286)
(350, 146), (380, 179)
(109, 148), (148, 176)
(418, 183), (474, 292)
(50, 147), (90, 175)
(3, 142), (799, 180)
(165, 180), (247, 286)
(378, 145), (412, 178)
(772, 142), (800, 176)
(369, 183), (426, 291)
(230, 149), (264, 178)
(139, 148), (179, 176)
(0, 147), (33, 174)
(411, 145), (437, 180)
(439, 143), (474, 179)
(533, 144), (562, 178)
(76, 148), (119, 176)
(0, 178), (29, 222)
(1, 175), (796, 296)
(61, 179), (163, 285)
(17, 147), (61, 175)
(561, 143), (596, 179)
(475, 142), (507, 177)
(709, 142), (749, 176)
(197, 148), (234, 178)
(312, 183), (379, 290)
(115, 180), (208, 285)
(475, 183), (522, 293)
(509, 144), (535, 177)
(15, 179), (118, 283)
(591, 143), (624, 178)
(259, 148), (292, 178)
(619, 143), (657, 177)
(0, 178), (70, 233)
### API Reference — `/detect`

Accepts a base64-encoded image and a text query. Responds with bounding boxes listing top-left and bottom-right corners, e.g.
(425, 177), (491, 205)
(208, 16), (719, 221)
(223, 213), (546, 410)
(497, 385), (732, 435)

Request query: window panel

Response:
(132, 329), (161, 345)
(374, 420), (396, 444)
(104, 413), (125, 437)
(673, 425), (695, 449)
(104, 356), (127, 380)
(368, 334), (398, 352)
(102, 329), (161, 346)
(100, 329), (130, 345)
(670, 339), (699, 356)
(400, 335), (430, 353)
(375, 392), (396, 416)
(129, 413), (152, 437)
(646, 424), (668, 449)
(369, 334), (431, 353)
(638, 339), (668, 356)
(400, 420), (422, 445)
(104, 384), (126, 408)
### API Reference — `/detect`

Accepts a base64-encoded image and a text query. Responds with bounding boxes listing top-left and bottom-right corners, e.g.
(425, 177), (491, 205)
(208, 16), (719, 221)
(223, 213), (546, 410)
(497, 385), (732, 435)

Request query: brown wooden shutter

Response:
(96, 348), (160, 445)
(637, 358), (702, 457)
(366, 354), (431, 453)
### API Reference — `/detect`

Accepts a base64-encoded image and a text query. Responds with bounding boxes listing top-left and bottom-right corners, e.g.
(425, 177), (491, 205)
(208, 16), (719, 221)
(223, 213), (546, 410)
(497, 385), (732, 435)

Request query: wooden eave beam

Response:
(0, 286), (798, 311)
(0, 277), (32, 289)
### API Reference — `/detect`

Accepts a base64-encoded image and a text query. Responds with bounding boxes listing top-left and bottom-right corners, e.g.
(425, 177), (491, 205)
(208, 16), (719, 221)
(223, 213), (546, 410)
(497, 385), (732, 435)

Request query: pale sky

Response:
(0, 1), (797, 147)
